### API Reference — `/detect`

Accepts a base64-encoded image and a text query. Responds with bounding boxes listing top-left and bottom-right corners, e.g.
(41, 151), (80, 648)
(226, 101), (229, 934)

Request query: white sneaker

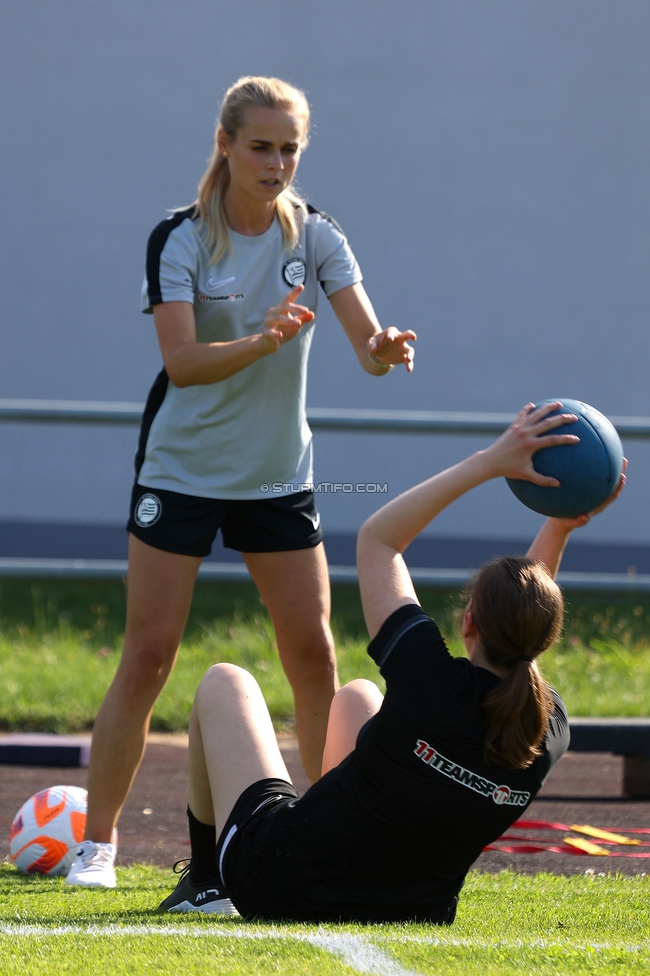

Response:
(65, 840), (117, 888)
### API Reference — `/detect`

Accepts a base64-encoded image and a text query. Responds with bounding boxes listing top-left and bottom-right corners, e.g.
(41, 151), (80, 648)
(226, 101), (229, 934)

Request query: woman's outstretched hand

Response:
(261, 284), (314, 353)
(482, 402), (580, 484)
(367, 328), (417, 372)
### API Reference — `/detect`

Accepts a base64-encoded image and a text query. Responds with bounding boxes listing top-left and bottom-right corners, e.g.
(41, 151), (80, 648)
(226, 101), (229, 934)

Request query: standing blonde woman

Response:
(66, 76), (416, 888)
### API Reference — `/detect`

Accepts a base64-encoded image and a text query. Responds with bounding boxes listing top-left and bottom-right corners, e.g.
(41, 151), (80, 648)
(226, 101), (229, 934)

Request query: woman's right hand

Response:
(481, 401), (580, 485)
(261, 284), (314, 354)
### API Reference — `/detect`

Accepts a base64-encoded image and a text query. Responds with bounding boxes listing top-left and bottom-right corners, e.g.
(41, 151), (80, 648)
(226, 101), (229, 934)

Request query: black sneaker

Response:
(157, 860), (239, 915)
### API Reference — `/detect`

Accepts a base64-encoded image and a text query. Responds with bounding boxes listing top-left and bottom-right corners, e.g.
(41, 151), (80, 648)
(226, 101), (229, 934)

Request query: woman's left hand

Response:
(367, 328), (417, 372)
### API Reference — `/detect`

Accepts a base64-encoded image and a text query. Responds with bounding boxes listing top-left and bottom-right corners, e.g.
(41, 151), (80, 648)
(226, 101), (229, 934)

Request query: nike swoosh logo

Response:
(206, 275), (236, 291)
(310, 512), (321, 531)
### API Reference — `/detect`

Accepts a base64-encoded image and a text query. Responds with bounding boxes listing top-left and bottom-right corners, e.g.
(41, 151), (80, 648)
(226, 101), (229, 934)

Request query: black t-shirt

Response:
(229, 603), (569, 922)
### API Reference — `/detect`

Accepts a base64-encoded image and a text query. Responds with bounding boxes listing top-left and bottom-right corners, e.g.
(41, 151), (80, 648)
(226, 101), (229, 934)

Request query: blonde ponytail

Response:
(196, 76), (310, 264)
(466, 557), (562, 769)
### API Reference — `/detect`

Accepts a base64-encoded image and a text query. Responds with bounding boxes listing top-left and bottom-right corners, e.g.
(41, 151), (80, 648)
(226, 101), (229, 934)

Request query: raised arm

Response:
(328, 283), (416, 375)
(357, 402), (580, 638)
(154, 285), (313, 387)
(526, 519), (582, 579)
(527, 460), (627, 577)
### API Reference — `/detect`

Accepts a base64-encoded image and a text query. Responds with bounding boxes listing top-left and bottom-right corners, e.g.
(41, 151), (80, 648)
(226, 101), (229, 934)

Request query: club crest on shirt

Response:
(134, 493), (162, 528)
(282, 258), (307, 287)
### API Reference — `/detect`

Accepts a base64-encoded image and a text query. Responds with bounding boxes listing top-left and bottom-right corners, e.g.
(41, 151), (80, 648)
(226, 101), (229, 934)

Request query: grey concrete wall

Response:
(1, 0), (648, 551)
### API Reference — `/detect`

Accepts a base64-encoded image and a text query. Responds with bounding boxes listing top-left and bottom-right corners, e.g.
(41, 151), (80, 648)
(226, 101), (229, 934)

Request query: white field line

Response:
(306, 932), (420, 975)
(379, 933), (650, 953)
(1, 924), (649, 957)
(0, 925), (419, 976)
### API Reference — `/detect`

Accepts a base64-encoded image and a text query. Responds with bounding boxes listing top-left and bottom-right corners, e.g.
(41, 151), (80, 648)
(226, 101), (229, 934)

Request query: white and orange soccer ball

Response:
(9, 785), (87, 876)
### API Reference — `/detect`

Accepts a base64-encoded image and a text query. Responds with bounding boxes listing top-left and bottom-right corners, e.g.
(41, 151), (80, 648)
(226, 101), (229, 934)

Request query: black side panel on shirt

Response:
(305, 204), (350, 295)
(134, 368), (169, 477)
(306, 203), (347, 239)
(145, 206), (197, 307)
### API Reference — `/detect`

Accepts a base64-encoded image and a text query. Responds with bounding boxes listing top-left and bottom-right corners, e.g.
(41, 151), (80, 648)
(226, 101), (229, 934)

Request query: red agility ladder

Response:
(485, 819), (650, 858)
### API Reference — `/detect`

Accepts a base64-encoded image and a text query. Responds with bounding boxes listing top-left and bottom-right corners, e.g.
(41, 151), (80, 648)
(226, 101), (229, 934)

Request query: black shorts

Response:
(216, 778), (299, 903)
(127, 485), (323, 557)
(216, 777), (459, 924)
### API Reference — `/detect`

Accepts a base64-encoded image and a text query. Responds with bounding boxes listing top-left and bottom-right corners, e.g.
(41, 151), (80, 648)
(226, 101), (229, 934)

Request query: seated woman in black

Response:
(158, 401), (624, 922)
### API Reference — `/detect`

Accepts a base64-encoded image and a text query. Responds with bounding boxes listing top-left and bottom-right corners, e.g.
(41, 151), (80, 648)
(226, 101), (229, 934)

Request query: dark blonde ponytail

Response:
(467, 557), (563, 770)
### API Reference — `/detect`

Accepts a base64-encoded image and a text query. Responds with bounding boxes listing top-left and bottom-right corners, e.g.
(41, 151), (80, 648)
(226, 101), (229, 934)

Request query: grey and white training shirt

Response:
(138, 205), (362, 499)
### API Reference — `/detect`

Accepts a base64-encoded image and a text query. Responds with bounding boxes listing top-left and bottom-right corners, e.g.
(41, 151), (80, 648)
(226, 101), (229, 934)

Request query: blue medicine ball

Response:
(506, 399), (624, 518)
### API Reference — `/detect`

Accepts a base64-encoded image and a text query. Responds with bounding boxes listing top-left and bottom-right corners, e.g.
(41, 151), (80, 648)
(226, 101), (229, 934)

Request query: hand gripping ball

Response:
(506, 399), (624, 518)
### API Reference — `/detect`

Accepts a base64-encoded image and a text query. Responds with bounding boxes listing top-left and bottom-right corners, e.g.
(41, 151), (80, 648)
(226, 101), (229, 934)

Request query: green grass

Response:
(3, 581), (648, 974)
(0, 865), (648, 975)
(1, 579), (650, 731)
